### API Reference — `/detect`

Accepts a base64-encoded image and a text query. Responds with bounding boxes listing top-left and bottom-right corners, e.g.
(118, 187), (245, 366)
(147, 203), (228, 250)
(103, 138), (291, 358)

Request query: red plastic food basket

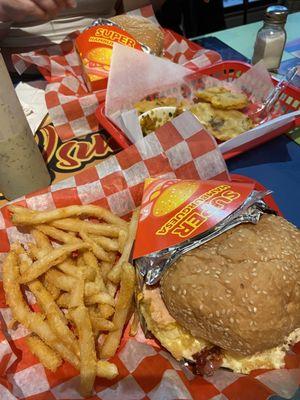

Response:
(95, 61), (300, 159)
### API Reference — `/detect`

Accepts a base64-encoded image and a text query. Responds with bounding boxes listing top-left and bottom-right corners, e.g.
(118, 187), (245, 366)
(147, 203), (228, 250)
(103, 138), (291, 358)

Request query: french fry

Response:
(57, 260), (80, 278)
(27, 243), (42, 260)
(130, 311), (139, 337)
(12, 243), (33, 274)
(3, 252), (80, 369)
(43, 279), (61, 300)
(69, 278), (84, 308)
(85, 292), (115, 307)
(79, 231), (114, 262)
(90, 236), (119, 252)
(83, 252), (107, 292)
(95, 271), (107, 293)
(51, 218), (121, 238)
(88, 309), (115, 332)
(82, 251), (98, 270)
(79, 265), (97, 282)
(118, 229), (128, 253)
(9, 204), (128, 229)
(84, 282), (101, 297)
(10, 242), (25, 255)
(108, 209), (139, 283)
(26, 334), (62, 372)
(96, 361), (118, 380)
(100, 261), (114, 282)
(19, 243), (88, 284)
(98, 304), (115, 319)
(29, 280), (79, 355)
(76, 252), (86, 267)
(71, 305), (97, 397)
(31, 229), (52, 252)
(36, 225), (82, 244)
(106, 281), (118, 298)
(45, 269), (77, 292)
(57, 292), (71, 308)
(100, 263), (135, 359)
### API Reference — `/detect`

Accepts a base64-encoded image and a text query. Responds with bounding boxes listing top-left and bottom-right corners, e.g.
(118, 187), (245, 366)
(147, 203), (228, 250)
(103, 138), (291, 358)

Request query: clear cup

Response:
(0, 53), (51, 200)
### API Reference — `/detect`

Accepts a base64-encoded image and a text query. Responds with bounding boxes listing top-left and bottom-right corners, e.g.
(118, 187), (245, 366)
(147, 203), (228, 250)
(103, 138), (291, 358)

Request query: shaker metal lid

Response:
(265, 5), (288, 24)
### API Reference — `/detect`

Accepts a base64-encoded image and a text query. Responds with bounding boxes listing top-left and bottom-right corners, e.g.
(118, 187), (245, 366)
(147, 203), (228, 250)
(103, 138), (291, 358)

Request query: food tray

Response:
(95, 60), (300, 159)
(0, 172), (291, 400)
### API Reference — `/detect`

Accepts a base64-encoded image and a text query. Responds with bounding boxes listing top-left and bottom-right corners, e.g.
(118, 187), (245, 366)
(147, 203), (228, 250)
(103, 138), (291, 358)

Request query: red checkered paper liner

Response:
(0, 113), (299, 399)
(12, 5), (221, 142)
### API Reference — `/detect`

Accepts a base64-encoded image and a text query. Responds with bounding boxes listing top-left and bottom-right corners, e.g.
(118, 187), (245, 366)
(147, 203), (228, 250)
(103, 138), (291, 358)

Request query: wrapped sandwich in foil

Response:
(133, 178), (300, 376)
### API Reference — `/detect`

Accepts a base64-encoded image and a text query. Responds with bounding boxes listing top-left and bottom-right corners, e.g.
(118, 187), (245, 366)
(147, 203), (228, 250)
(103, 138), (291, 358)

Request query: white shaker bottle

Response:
(0, 53), (51, 200)
(252, 5), (288, 72)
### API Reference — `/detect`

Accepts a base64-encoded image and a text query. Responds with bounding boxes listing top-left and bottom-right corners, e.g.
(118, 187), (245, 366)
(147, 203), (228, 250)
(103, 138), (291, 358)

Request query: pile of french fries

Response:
(3, 204), (139, 397)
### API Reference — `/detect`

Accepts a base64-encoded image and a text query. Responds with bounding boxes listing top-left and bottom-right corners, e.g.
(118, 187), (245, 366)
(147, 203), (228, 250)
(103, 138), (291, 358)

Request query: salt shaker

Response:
(0, 53), (51, 200)
(252, 5), (288, 72)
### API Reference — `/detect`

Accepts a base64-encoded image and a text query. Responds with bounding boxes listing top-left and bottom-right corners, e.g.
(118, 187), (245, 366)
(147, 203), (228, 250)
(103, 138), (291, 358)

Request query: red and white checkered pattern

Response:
(12, 6), (221, 142)
(0, 113), (299, 399)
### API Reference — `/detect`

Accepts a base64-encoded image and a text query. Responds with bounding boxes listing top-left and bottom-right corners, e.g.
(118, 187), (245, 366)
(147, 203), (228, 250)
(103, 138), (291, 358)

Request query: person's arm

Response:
(0, 0), (76, 22)
(123, 0), (166, 12)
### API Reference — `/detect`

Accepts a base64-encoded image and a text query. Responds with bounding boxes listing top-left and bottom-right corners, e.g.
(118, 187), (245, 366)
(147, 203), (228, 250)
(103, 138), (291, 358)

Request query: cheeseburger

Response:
(140, 214), (300, 375)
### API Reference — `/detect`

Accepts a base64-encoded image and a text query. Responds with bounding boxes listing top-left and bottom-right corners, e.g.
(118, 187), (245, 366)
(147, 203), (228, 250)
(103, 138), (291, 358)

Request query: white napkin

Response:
(15, 80), (48, 134)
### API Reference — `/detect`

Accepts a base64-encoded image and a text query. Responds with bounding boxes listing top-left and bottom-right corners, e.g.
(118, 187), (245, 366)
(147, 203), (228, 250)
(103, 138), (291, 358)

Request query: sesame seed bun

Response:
(110, 15), (164, 56)
(161, 214), (300, 356)
(140, 286), (300, 373)
(140, 214), (300, 374)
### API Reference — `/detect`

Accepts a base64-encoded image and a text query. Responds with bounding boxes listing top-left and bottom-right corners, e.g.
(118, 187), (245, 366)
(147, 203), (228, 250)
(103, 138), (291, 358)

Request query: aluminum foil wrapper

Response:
(88, 18), (151, 54)
(135, 190), (276, 286)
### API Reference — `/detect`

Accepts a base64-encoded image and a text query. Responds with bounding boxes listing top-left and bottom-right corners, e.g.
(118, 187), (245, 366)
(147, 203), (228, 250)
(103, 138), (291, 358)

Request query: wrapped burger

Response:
(76, 15), (164, 91)
(133, 178), (300, 376)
